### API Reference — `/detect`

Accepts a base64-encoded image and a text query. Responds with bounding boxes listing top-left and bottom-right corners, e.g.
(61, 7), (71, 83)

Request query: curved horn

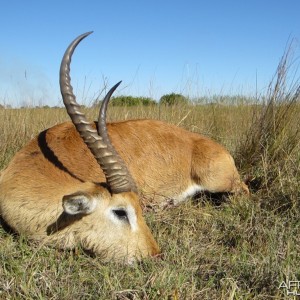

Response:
(60, 32), (137, 194)
(98, 81), (121, 137)
(98, 82), (138, 192)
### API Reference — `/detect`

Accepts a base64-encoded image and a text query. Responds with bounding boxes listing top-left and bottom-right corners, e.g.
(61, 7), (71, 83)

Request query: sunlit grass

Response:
(0, 50), (300, 298)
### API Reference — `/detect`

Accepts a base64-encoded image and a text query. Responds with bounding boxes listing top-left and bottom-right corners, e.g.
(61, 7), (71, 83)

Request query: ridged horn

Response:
(59, 32), (137, 194)
(98, 81), (122, 137)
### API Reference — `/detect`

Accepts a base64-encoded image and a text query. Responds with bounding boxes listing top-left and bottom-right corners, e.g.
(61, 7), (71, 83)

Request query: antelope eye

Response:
(113, 209), (129, 221)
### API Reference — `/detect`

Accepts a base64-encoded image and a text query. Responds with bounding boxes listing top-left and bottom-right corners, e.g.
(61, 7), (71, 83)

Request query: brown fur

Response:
(0, 119), (249, 203)
(31, 119), (248, 202)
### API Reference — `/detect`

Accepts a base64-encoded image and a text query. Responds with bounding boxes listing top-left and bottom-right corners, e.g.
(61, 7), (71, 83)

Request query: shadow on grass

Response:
(0, 215), (16, 236)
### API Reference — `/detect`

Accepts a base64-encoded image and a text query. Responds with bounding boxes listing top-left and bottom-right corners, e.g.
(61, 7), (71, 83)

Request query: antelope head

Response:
(59, 32), (160, 262)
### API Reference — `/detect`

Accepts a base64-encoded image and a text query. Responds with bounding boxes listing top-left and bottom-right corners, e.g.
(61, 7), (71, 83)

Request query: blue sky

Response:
(0, 0), (300, 107)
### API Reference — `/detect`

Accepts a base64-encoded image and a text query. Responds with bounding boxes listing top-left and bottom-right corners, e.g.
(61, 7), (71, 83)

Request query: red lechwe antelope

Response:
(0, 32), (248, 262)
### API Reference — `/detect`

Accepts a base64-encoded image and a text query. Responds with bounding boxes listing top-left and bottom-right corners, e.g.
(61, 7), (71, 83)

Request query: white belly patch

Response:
(174, 184), (205, 204)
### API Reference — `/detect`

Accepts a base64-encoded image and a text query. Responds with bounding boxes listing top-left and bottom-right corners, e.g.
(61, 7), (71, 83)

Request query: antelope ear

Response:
(62, 192), (97, 215)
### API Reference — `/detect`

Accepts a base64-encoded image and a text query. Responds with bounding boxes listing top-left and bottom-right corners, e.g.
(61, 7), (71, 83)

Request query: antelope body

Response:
(6, 119), (247, 205)
(0, 32), (248, 262)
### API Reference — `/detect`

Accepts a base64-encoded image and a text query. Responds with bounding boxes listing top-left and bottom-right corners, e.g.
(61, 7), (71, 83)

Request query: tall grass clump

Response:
(235, 45), (300, 209)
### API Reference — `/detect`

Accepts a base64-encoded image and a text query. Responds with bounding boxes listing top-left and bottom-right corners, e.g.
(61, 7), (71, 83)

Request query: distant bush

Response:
(159, 93), (189, 106)
(110, 96), (156, 107)
(194, 95), (256, 105)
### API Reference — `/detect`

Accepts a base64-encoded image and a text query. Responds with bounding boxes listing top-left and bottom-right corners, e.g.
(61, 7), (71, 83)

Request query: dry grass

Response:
(0, 52), (300, 299)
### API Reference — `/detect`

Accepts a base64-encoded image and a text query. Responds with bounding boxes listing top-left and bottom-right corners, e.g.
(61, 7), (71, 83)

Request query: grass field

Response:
(0, 55), (300, 299)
